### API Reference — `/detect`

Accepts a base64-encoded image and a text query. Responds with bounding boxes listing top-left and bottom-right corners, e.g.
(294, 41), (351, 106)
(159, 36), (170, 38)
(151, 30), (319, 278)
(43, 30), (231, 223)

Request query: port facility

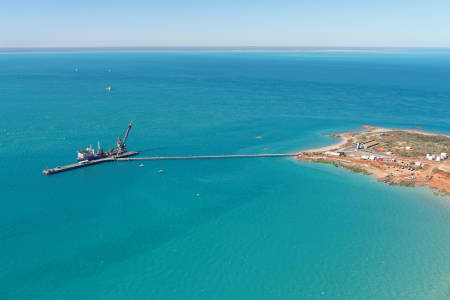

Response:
(42, 122), (298, 175)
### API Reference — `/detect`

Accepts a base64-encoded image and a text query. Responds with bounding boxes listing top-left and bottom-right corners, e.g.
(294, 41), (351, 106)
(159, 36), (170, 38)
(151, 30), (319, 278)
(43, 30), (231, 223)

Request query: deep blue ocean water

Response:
(1, 50), (450, 299)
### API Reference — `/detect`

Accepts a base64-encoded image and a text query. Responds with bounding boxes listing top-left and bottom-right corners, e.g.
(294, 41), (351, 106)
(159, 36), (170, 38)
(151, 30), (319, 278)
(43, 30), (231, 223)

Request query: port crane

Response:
(117, 121), (133, 153)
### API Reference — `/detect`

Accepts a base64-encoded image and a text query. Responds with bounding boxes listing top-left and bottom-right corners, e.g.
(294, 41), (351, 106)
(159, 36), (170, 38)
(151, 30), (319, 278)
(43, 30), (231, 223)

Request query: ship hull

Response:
(43, 151), (139, 175)
(77, 154), (106, 162)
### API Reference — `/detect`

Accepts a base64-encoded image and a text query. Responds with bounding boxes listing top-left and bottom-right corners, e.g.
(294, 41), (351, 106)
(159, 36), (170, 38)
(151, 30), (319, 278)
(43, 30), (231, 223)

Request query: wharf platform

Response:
(42, 151), (139, 175)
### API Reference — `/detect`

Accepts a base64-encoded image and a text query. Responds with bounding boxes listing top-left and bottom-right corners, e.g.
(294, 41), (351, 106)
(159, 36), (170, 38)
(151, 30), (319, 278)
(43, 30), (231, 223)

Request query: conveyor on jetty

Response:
(43, 152), (298, 175)
(116, 153), (298, 161)
(42, 121), (299, 175)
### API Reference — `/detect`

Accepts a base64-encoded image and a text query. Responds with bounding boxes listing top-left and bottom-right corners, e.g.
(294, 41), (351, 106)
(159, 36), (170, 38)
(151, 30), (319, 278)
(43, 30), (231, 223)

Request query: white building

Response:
(325, 151), (341, 156)
(361, 155), (369, 160)
(426, 154), (436, 161)
(369, 155), (376, 161)
(426, 153), (447, 161)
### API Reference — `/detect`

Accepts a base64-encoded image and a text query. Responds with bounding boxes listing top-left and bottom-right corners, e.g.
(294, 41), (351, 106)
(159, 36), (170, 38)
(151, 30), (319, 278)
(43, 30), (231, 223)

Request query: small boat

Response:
(105, 86), (112, 92)
(158, 169), (164, 173)
(139, 163), (144, 167)
(195, 193), (200, 197)
(255, 136), (263, 140)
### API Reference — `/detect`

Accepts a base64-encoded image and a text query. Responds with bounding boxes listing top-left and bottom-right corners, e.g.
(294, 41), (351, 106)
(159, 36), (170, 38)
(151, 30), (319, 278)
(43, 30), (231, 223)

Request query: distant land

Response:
(298, 125), (450, 196)
(1, 46), (450, 54)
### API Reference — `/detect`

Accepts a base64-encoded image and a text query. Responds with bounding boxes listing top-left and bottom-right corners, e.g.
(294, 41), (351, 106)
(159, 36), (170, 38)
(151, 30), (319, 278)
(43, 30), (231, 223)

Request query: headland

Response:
(298, 125), (450, 196)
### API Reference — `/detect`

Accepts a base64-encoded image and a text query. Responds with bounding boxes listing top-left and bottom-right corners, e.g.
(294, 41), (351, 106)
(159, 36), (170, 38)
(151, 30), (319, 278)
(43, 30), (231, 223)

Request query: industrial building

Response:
(362, 140), (379, 149)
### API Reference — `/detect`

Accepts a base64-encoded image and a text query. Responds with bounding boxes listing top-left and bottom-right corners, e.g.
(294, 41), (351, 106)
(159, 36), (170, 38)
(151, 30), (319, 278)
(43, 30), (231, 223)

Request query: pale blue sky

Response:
(1, 0), (449, 47)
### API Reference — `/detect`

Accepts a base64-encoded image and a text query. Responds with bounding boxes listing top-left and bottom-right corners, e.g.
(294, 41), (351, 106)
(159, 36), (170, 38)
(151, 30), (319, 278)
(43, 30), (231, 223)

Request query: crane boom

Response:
(123, 121), (133, 144)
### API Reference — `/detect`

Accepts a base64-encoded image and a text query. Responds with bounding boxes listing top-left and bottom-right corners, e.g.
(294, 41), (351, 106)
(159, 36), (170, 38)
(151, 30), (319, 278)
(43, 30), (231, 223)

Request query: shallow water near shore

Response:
(1, 50), (450, 299)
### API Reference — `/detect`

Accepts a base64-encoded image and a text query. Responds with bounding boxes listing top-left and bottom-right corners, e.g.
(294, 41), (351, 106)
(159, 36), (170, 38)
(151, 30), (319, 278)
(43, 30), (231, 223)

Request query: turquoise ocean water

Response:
(1, 50), (450, 299)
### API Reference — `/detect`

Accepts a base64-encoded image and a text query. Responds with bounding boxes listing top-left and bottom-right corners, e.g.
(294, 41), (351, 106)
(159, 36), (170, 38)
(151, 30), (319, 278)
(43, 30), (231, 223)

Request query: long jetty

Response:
(43, 152), (298, 175)
(115, 153), (298, 161)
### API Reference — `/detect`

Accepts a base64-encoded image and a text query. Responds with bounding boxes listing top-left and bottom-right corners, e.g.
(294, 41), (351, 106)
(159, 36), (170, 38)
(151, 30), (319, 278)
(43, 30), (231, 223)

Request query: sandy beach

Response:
(301, 134), (351, 153)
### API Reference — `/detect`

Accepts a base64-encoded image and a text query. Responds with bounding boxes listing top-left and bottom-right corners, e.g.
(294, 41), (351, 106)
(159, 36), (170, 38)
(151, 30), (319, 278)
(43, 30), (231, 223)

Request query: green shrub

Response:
(399, 180), (415, 187)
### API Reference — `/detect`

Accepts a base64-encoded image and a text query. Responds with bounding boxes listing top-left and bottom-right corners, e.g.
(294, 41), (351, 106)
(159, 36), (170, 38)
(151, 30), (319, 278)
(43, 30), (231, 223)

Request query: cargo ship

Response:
(43, 121), (139, 175)
(77, 121), (134, 162)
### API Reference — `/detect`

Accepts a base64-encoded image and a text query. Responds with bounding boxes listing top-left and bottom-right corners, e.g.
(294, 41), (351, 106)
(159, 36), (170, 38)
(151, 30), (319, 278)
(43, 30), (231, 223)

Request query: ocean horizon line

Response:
(1, 46), (450, 54)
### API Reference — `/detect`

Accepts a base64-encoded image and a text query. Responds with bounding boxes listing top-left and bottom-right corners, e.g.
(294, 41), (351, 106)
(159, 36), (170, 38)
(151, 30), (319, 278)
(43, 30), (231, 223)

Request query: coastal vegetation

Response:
(431, 186), (450, 197)
(399, 180), (415, 187)
(374, 131), (450, 158)
(313, 159), (371, 175)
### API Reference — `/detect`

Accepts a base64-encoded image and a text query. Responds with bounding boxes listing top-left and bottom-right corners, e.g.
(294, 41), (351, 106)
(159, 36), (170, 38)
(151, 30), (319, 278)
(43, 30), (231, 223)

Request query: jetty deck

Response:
(115, 153), (298, 161)
(43, 152), (298, 175)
